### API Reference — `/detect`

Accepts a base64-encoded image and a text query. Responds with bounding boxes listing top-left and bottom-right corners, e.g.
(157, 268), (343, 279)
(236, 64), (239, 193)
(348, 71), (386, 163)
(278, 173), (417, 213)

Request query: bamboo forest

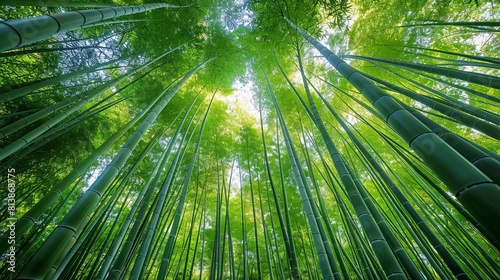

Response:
(1, 0), (500, 279)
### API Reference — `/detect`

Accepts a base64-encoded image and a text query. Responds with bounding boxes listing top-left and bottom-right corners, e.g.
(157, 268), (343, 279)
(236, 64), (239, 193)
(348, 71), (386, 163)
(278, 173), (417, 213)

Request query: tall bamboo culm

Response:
(284, 17), (500, 245)
(17, 59), (213, 279)
(0, 3), (183, 52)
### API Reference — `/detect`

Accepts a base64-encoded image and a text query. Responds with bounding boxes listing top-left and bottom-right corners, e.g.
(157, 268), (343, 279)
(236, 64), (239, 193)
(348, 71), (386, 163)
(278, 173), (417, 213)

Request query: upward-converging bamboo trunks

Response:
(17, 58), (213, 279)
(284, 16), (500, 260)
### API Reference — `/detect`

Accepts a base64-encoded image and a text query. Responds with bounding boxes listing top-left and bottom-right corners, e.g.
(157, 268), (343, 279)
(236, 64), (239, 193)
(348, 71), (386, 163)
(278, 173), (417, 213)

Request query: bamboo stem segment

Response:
(284, 16), (500, 245)
(0, 3), (173, 52)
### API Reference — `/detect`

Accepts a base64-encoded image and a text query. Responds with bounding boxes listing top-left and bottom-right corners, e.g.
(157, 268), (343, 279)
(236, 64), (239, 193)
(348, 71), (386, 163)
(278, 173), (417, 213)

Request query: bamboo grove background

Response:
(0, 0), (499, 279)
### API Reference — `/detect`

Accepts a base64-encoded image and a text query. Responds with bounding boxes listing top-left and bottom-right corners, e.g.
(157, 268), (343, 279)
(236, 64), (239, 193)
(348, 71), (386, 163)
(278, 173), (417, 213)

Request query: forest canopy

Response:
(0, 0), (499, 279)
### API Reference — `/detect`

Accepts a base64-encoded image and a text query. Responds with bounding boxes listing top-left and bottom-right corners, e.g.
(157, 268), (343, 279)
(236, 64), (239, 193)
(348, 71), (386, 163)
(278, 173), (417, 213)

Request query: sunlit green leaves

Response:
(1, 0), (500, 279)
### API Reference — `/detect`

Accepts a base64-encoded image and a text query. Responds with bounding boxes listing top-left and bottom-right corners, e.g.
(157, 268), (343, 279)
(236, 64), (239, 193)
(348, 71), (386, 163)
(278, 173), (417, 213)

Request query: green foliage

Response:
(0, 0), (499, 279)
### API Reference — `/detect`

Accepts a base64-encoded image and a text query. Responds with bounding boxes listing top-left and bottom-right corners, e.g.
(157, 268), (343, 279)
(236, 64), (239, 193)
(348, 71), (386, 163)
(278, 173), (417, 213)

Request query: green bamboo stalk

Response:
(151, 183), (187, 279)
(259, 96), (301, 279)
(267, 73), (336, 280)
(0, 3), (190, 52)
(296, 220), (315, 279)
(343, 54), (500, 90)
(303, 213), (321, 279)
(315, 137), (375, 278)
(386, 145), (497, 278)
(195, 188), (207, 280)
(103, 111), (188, 279)
(245, 134), (263, 279)
(94, 130), (169, 280)
(156, 92), (216, 279)
(402, 45), (500, 66)
(209, 158), (222, 280)
(275, 55), (345, 279)
(131, 119), (195, 280)
(0, 58), (120, 103)
(313, 151), (375, 280)
(265, 183), (285, 279)
(16, 59), (211, 279)
(312, 81), (484, 277)
(174, 219), (199, 279)
(180, 179), (202, 280)
(0, 43), (187, 159)
(107, 93), (204, 280)
(51, 159), (144, 279)
(58, 168), (124, 279)
(296, 126), (352, 280)
(220, 159), (230, 279)
(401, 104), (500, 188)
(156, 137), (196, 279)
(382, 126), (499, 255)
(56, 163), (138, 279)
(190, 190), (206, 279)
(275, 118), (301, 278)
(257, 179), (274, 280)
(282, 47), (408, 278)
(0, 81), (172, 256)
(324, 51), (496, 276)
(134, 92), (204, 279)
(363, 62), (500, 124)
(53, 198), (111, 279)
(402, 68), (500, 106)
(365, 73), (500, 140)
(212, 160), (236, 279)
(399, 21), (500, 32)
(238, 158), (248, 280)
(335, 92), (493, 240)
(219, 166), (228, 279)
(285, 17), (500, 245)
(345, 154), (427, 279)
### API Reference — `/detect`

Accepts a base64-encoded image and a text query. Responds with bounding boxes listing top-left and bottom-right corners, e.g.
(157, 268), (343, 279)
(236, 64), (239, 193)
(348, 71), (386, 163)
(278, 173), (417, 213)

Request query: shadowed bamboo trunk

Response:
(311, 80), (479, 277)
(284, 17), (500, 246)
(259, 96), (301, 279)
(281, 45), (410, 279)
(17, 58), (213, 279)
(157, 91), (216, 279)
(343, 55), (500, 90)
(267, 72), (338, 280)
(364, 73), (500, 140)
